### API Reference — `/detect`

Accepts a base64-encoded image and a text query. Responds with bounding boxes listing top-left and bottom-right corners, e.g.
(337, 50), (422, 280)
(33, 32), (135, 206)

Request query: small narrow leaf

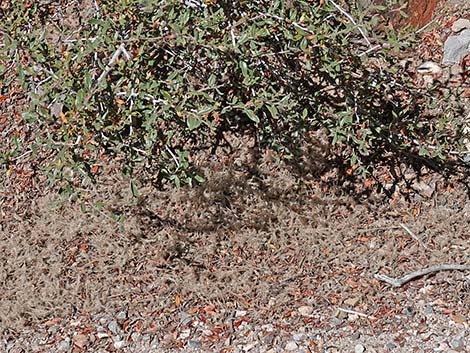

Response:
(267, 105), (278, 119)
(130, 179), (139, 197)
(240, 61), (249, 78)
(244, 108), (259, 123)
(187, 116), (202, 130)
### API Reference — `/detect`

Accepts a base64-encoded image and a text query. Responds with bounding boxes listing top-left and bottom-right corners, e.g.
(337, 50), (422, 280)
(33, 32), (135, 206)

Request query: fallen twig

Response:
(336, 307), (378, 320)
(375, 264), (470, 288)
(399, 223), (428, 249)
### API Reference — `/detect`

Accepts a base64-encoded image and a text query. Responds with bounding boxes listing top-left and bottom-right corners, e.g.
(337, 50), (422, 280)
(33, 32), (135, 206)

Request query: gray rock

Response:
(57, 337), (71, 352)
(188, 340), (202, 349)
(293, 333), (307, 342)
(424, 304), (434, 315)
(450, 336), (464, 349)
(386, 342), (397, 350)
(107, 320), (120, 335)
(263, 333), (275, 345)
(402, 306), (416, 317)
(285, 341), (298, 351)
(452, 18), (470, 33)
(178, 312), (192, 325)
(114, 340), (126, 349)
(116, 311), (127, 323)
(130, 332), (142, 343)
(443, 29), (470, 64)
(355, 344), (365, 353)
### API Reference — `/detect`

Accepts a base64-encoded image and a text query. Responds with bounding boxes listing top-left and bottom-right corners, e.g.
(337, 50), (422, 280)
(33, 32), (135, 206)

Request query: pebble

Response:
(263, 333), (275, 345)
(235, 310), (247, 317)
(178, 311), (192, 325)
(114, 340), (126, 349)
(96, 332), (109, 339)
(242, 342), (256, 351)
(285, 341), (298, 351)
(385, 342), (397, 350)
(344, 297), (360, 306)
(293, 333), (307, 342)
(452, 18), (470, 32)
(450, 337), (464, 350)
(402, 306), (416, 317)
(116, 311), (127, 323)
(355, 343), (365, 353)
(179, 328), (191, 339)
(107, 320), (120, 335)
(424, 304), (434, 315)
(56, 337), (70, 352)
(298, 306), (313, 317)
(131, 332), (142, 343)
(188, 340), (202, 349)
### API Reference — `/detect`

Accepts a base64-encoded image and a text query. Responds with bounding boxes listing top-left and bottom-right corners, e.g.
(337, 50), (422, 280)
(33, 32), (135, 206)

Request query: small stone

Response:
(188, 340), (201, 349)
(285, 341), (298, 351)
(347, 313), (360, 322)
(179, 328), (191, 339)
(97, 332), (109, 339)
(235, 310), (247, 317)
(57, 337), (70, 352)
(330, 317), (344, 326)
(178, 311), (192, 325)
(162, 333), (173, 345)
(298, 305), (313, 316)
(107, 320), (120, 335)
(116, 311), (127, 323)
(452, 18), (470, 33)
(242, 343), (256, 351)
(402, 306), (416, 317)
(73, 333), (89, 349)
(424, 304), (434, 315)
(263, 333), (275, 345)
(293, 333), (307, 342)
(450, 64), (464, 76)
(130, 332), (142, 343)
(450, 335), (464, 350)
(386, 342), (397, 350)
(417, 61), (442, 77)
(114, 340), (126, 349)
(344, 297), (360, 307)
(355, 344), (365, 353)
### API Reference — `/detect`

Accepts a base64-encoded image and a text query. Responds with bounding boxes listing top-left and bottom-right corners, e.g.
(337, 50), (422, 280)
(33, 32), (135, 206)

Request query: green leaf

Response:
(240, 61), (249, 78)
(267, 105), (278, 119)
(130, 179), (139, 197)
(187, 116), (202, 130)
(244, 108), (259, 123)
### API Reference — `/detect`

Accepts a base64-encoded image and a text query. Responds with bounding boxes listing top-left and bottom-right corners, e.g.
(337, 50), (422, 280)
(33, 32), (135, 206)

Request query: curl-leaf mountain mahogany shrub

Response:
(3, 0), (466, 194)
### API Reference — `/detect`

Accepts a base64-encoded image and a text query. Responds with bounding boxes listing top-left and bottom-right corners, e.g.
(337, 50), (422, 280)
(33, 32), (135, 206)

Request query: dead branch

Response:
(399, 223), (428, 249)
(375, 264), (470, 288)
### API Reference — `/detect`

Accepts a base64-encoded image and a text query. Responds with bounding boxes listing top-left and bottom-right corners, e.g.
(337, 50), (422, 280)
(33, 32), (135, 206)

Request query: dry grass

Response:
(1, 137), (468, 334)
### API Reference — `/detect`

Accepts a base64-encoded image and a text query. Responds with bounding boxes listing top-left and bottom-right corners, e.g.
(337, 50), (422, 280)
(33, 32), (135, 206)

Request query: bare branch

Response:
(375, 264), (470, 288)
(329, 0), (372, 48)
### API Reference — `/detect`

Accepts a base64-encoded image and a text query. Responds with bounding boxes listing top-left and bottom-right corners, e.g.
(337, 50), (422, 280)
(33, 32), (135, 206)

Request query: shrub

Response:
(0, 0), (467, 196)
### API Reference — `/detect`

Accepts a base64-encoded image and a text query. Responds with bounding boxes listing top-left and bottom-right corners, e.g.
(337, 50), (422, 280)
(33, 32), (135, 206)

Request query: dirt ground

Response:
(1, 1), (469, 352)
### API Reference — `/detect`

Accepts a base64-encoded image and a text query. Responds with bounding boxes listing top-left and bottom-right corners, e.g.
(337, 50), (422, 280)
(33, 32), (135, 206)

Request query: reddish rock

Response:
(369, 0), (441, 28)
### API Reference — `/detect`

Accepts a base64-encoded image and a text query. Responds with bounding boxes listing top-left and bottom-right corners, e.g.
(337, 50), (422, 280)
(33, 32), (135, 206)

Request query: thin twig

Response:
(375, 264), (470, 288)
(399, 223), (428, 249)
(336, 307), (378, 320)
(329, 0), (371, 48)
(165, 145), (180, 168)
(356, 225), (400, 233)
(259, 12), (314, 34)
(96, 44), (131, 88)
